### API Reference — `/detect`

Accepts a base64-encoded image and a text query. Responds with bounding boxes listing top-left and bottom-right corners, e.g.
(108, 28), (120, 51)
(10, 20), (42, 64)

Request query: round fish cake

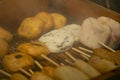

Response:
(51, 13), (67, 29)
(35, 12), (54, 32)
(0, 39), (8, 57)
(39, 29), (74, 53)
(17, 41), (50, 59)
(18, 17), (44, 39)
(3, 52), (34, 72)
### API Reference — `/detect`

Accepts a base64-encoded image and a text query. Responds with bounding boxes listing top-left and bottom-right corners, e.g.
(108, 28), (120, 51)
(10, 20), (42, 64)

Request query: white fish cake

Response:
(62, 24), (81, 42)
(39, 29), (74, 53)
(79, 17), (111, 49)
(98, 16), (120, 48)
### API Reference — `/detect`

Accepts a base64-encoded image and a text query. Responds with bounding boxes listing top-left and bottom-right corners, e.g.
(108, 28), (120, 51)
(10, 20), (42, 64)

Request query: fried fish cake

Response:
(3, 52), (34, 72)
(51, 13), (67, 29)
(35, 12), (54, 32)
(17, 41), (50, 59)
(18, 17), (44, 39)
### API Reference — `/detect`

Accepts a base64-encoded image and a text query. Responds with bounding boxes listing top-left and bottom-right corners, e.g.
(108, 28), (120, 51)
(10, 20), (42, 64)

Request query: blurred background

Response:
(90, 0), (120, 13)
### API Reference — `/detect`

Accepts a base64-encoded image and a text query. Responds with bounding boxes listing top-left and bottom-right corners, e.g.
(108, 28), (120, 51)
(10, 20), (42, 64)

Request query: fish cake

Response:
(3, 52), (34, 72)
(31, 72), (53, 80)
(51, 13), (67, 29)
(35, 12), (54, 32)
(18, 17), (44, 39)
(17, 41), (50, 59)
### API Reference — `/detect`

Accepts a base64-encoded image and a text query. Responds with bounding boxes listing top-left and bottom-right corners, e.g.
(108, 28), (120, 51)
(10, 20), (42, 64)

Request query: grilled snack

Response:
(51, 13), (67, 29)
(74, 59), (101, 78)
(42, 66), (54, 78)
(31, 72), (54, 80)
(0, 27), (13, 42)
(88, 56), (118, 73)
(3, 52), (34, 72)
(0, 39), (9, 57)
(35, 12), (54, 32)
(94, 48), (120, 65)
(17, 41), (50, 59)
(10, 73), (28, 80)
(18, 17), (44, 39)
(54, 66), (90, 80)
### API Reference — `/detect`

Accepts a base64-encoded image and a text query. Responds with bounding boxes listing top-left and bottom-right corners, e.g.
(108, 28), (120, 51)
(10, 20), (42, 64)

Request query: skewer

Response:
(41, 54), (60, 67)
(78, 47), (93, 53)
(34, 60), (43, 70)
(98, 41), (116, 53)
(65, 52), (76, 61)
(72, 48), (90, 61)
(19, 68), (31, 77)
(29, 69), (34, 74)
(0, 69), (11, 77)
(65, 59), (74, 65)
(60, 63), (65, 66)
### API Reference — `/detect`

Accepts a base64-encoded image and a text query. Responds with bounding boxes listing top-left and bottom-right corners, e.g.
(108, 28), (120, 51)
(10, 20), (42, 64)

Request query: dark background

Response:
(90, 0), (120, 13)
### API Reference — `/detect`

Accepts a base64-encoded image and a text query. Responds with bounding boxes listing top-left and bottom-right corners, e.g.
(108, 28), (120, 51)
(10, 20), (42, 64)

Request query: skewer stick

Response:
(60, 63), (65, 66)
(35, 60), (43, 70)
(65, 52), (76, 61)
(41, 54), (60, 67)
(29, 69), (34, 74)
(19, 68), (31, 77)
(72, 48), (91, 58)
(0, 69), (11, 77)
(65, 59), (74, 65)
(98, 41), (116, 53)
(78, 47), (93, 53)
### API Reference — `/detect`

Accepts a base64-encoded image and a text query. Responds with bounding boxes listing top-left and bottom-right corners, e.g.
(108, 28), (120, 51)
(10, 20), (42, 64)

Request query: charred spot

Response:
(15, 54), (23, 59)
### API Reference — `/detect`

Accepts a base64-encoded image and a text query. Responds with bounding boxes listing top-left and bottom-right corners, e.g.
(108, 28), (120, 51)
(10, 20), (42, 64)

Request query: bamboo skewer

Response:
(65, 59), (74, 65)
(0, 69), (11, 77)
(65, 52), (76, 61)
(60, 63), (65, 66)
(78, 47), (93, 53)
(35, 60), (43, 70)
(98, 41), (116, 53)
(72, 48), (91, 58)
(29, 69), (34, 74)
(19, 68), (31, 77)
(72, 48), (90, 60)
(41, 54), (60, 67)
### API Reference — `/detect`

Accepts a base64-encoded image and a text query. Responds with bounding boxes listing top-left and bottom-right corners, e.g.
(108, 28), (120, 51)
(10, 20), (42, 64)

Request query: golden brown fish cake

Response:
(51, 13), (67, 29)
(10, 73), (28, 80)
(35, 12), (54, 32)
(18, 17), (45, 39)
(3, 52), (34, 72)
(42, 66), (54, 78)
(94, 48), (120, 65)
(17, 41), (50, 59)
